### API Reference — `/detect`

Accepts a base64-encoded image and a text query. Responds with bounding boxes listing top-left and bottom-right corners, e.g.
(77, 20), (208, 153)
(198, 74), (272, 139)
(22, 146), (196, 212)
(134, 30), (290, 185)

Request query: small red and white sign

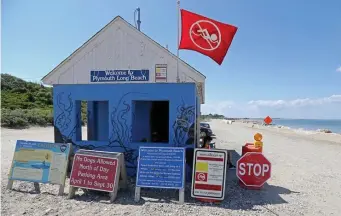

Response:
(195, 172), (208, 182)
(155, 64), (167, 82)
(236, 152), (271, 187)
(191, 149), (227, 200)
(70, 154), (119, 192)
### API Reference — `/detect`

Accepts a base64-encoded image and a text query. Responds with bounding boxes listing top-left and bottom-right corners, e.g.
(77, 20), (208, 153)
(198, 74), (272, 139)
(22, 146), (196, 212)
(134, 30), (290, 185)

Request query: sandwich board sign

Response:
(7, 140), (71, 195)
(68, 150), (127, 202)
(191, 148), (228, 200)
(135, 147), (185, 204)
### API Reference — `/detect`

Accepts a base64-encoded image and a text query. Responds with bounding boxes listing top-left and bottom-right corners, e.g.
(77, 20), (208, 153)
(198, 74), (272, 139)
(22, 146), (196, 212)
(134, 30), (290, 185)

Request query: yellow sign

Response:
(254, 133), (263, 149)
(254, 133), (263, 141)
(196, 162), (208, 172)
(254, 141), (263, 149)
(14, 149), (53, 162)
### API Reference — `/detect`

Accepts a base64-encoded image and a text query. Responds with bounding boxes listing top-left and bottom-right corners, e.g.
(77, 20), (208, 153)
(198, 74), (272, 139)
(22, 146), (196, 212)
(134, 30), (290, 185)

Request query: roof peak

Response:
(42, 15), (205, 82)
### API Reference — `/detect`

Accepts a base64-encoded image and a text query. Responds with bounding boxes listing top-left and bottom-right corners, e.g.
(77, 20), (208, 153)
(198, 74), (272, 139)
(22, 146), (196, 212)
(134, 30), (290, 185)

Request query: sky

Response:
(2, 0), (341, 119)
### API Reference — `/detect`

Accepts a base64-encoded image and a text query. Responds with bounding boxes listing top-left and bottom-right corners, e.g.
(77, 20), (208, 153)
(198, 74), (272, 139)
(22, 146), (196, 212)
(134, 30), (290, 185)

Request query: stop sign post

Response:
(236, 152), (271, 189)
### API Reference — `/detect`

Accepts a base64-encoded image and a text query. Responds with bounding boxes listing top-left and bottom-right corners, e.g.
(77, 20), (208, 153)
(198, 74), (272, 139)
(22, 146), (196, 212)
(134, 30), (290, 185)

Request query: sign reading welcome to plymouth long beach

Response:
(90, 70), (149, 82)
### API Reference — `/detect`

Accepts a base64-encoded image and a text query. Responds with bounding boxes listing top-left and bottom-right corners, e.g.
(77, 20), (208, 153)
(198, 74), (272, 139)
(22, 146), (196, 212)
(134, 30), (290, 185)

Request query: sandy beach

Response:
(1, 120), (341, 216)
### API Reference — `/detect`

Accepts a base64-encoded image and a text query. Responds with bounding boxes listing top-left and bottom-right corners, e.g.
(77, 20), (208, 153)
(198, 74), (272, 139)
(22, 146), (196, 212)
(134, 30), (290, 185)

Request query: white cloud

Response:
(202, 95), (341, 119)
(337, 66), (341, 73)
(248, 95), (341, 108)
(201, 101), (235, 115)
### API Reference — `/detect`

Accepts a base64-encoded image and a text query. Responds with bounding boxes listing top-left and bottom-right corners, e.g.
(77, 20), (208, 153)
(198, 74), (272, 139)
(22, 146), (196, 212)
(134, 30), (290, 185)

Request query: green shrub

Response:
(1, 73), (53, 110)
(1, 108), (53, 128)
(1, 109), (29, 128)
(43, 111), (54, 125)
(9, 117), (29, 128)
(1, 74), (55, 128)
(26, 109), (47, 126)
(81, 101), (87, 126)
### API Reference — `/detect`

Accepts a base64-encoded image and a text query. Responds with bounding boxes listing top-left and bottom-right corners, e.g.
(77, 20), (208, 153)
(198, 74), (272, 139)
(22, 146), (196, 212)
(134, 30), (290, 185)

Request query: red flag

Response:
(179, 9), (238, 65)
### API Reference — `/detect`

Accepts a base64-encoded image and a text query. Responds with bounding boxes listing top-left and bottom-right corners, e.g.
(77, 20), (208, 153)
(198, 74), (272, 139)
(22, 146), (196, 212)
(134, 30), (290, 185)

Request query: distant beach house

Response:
(41, 16), (206, 176)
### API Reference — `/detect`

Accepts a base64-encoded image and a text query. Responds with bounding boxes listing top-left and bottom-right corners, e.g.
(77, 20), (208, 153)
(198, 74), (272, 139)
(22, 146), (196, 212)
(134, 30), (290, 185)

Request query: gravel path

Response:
(1, 121), (341, 216)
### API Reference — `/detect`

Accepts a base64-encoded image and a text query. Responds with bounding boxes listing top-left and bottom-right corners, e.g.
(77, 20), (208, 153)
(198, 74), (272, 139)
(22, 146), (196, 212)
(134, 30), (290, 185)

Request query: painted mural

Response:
(172, 98), (195, 147)
(53, 83), (197, 176)
(54, 92), (78, 145)
(107, 92), (147, 172)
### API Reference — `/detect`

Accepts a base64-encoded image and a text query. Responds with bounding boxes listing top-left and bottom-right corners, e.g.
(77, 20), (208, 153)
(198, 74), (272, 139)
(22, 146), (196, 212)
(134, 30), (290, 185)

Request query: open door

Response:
(150, 101), (169, 143)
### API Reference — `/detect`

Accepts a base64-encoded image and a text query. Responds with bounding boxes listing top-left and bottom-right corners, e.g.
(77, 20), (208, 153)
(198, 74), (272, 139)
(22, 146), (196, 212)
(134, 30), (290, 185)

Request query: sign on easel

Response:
(7, 140), (71, 196)
(135, 147), (185, 204)
(191, 148), (228, 201)
(68, 150), (127, 202)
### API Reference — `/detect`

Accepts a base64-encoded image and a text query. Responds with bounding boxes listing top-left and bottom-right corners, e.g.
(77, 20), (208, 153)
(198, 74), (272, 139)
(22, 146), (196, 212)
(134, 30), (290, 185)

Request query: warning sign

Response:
(155, 64), (167, 82)
(195, 172), (208, 182)
(68, 150), (128, 203)
(264, 116), (272, 125)
(70, 154), (118, 192)
(191, 149), (227, 200)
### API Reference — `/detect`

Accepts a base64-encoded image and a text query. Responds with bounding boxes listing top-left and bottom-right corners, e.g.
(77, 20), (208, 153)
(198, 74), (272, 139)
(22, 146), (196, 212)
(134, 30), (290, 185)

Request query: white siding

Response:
(42, 17), (205, 103)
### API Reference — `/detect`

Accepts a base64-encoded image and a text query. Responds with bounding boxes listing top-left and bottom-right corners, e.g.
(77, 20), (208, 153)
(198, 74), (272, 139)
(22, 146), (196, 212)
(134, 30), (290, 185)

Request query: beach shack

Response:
(41, 16), (206, 176)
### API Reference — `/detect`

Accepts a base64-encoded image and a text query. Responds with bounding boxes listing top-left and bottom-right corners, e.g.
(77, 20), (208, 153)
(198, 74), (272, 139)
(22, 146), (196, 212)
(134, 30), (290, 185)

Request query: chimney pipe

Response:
(137, 8), (141, 31)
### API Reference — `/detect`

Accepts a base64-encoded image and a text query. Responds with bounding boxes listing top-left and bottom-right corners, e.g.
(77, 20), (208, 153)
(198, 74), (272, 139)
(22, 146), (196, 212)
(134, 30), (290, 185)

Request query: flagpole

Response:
(176, 0), (180, 83)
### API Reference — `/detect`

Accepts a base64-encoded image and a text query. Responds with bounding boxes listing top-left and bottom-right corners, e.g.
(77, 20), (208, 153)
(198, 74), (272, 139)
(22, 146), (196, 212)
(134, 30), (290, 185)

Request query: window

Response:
(132, 101), (169, 143)
(76, 100), (109, 141)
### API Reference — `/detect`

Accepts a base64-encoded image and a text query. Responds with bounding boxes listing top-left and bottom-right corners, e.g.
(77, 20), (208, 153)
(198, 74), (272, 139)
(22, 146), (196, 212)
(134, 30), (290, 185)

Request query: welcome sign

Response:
(90, 70), (149, 82)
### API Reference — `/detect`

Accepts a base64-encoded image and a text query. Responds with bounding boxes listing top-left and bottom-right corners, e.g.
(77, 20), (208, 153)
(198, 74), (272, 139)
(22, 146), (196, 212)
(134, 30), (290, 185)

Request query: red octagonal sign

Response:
(236, 152), (271, 187)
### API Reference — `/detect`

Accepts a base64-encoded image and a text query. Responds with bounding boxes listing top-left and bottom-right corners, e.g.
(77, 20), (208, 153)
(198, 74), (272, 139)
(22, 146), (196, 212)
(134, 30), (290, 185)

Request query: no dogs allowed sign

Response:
(191, 149), (228, 200)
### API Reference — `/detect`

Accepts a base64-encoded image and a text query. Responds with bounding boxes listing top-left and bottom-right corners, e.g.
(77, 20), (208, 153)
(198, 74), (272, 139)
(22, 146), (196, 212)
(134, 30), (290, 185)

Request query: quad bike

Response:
(199, 137), (216, 149)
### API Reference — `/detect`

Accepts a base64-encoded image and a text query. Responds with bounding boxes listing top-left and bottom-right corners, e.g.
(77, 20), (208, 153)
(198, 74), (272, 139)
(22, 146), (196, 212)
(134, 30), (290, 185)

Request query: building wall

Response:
(53, 83), (197, 176)
(43, 18), (205, 103)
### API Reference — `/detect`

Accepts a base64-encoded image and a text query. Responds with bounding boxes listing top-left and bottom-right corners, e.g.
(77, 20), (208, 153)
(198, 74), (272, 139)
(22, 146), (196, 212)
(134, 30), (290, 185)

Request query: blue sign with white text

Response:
(90, 70), (149, 82)
(136, 147), (185, 189)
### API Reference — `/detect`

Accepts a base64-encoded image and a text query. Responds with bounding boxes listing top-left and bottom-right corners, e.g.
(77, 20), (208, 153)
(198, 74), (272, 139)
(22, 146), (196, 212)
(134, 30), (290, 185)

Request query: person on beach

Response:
(202, 135), (213, 149)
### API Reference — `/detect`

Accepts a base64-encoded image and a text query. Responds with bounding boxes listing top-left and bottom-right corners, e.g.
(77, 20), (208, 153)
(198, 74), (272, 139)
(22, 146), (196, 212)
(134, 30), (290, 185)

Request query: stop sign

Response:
(236, 152), (271, 187)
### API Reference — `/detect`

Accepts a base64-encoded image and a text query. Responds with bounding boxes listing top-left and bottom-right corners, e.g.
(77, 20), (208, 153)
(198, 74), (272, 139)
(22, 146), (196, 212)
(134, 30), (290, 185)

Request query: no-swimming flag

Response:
(178, 9), (238, 65)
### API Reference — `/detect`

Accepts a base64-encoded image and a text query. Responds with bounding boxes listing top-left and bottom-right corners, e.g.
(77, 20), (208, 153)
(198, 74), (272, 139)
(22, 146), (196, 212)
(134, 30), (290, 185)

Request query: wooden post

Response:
(109, 190), (117, 203)
(6, 180), (14, 190)
(134, 187), (141, 202)
(109, 156), (121, 203)
(34, 182), (40, 193)
(179, 188), (185, 204)
(7, 158), (15, 190)
(119, 154), (128, 190)
(59, 144), (72, 196)
(228, 151), (232, 166)
(179, 163), (185, 204)
(58, 185), (64, 196)
(68, 186), (77, 199)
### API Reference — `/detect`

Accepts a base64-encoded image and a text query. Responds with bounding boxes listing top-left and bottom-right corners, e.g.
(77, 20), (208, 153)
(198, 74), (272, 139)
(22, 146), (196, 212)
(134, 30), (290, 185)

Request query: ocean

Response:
(271, 119), (341, 134)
